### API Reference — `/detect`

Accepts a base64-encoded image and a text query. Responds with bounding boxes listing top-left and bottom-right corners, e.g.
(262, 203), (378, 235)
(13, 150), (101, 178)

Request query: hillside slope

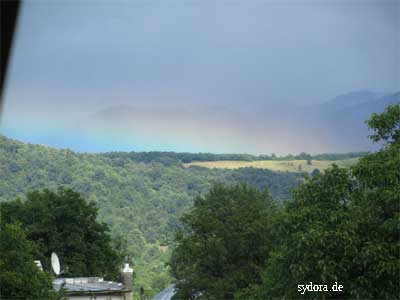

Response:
(0, 135), (306, 294)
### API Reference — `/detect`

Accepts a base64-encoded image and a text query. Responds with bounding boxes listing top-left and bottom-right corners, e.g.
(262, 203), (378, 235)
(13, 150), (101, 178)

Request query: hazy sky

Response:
(1, 0), (399, 154)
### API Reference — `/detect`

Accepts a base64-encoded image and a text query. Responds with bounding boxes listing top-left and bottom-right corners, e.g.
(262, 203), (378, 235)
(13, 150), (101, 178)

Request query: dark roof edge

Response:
(65, 289), (131, 295)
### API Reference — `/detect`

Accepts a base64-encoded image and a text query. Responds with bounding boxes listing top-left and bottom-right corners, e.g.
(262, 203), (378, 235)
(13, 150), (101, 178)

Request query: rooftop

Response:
(54, 277), (128, 295)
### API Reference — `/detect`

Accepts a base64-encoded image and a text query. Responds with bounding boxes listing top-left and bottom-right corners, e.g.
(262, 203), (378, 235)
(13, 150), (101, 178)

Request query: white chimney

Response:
(122, 263), (133, 273)
(34, 260), (43, 271)
(121, 263), (133, 299)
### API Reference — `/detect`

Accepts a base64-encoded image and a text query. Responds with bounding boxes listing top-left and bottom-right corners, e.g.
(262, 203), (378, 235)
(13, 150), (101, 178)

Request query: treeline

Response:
(103, 151), (256, 165)
(311, 152), (367, 160)
(170, 104), (400, 299)
(103, 150), (367, 165)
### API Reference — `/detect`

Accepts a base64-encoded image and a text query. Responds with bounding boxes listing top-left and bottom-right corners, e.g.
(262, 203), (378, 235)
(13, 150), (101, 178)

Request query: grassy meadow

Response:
(183, 158), (360, 173)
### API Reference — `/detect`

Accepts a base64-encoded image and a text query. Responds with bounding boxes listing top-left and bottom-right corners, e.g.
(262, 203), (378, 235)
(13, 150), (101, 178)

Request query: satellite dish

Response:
(51, 252), (61, 276)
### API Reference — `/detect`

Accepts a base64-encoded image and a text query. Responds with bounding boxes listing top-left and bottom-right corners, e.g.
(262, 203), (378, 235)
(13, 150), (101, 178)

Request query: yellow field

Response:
(183, 158), (359, 173)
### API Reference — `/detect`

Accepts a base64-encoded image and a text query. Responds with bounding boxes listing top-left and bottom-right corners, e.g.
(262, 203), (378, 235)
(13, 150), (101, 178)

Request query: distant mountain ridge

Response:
(323, 90), (387, 110)
(85, 91), (399, 154)
(1, 90), (398, 154)
(303, 91), (400, 152)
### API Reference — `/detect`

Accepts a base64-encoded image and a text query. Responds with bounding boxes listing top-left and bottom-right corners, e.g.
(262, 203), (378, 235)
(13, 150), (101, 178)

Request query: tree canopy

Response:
(1, 188), (125, 280)
(367, 103), (400, 144)
(0, 222), (59, 300)
(170, 184), (276, 299)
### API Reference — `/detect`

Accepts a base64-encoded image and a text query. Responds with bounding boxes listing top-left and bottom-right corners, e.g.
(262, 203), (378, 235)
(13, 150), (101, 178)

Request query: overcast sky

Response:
(1, 0), (399, 153)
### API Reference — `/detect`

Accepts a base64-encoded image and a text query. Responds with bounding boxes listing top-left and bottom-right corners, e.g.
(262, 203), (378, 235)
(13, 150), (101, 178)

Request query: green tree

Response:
(238, 103), (400, 299)
(348, 104), (400, 299)
(243, 166), (355, 299)
(170, 184), (276, 299)
(1, 188), (125, 280)
(367, 104), (400, 144)
(0, 223), (59, 300)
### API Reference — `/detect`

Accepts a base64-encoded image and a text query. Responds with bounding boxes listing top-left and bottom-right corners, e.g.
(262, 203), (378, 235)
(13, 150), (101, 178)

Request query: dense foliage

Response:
(1, 188), (124, 280)
(170, 184), (276, 299)
(243, 104), (400, 299)
(170, 104), (400, 299)
(0, 135), (305, 295)
(243, 166), (357, 299)
(0, 223), (59, 300)
(348, 104), (399, 298)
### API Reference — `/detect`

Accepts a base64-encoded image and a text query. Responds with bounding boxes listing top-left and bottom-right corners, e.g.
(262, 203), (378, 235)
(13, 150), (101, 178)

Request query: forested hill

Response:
(0, 134), (307, 293)
(0, 135), (368, 294)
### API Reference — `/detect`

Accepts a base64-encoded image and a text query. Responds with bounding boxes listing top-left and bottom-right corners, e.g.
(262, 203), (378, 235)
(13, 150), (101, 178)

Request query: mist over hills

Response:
(1, 89), (398, 154)
(297, 91), (400, 152)
(86, 91), (399, 154)
(324, 91), (386, 108)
